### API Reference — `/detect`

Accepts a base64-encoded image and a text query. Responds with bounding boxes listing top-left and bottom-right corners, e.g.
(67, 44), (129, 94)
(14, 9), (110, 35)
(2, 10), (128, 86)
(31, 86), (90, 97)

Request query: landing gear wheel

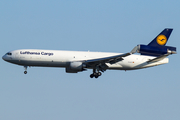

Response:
(90, 74), (94, 78)
(90, 71), (102, 78)
(24, 66), (28, 74)
(24, 71), (27, 74)
(95, 75), (99, 78)
(98, 72), (102, 76)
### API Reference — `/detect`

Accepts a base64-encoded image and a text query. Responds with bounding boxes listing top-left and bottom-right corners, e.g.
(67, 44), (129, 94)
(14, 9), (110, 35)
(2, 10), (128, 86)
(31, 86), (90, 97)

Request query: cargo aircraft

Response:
(2, 28), (177, 78)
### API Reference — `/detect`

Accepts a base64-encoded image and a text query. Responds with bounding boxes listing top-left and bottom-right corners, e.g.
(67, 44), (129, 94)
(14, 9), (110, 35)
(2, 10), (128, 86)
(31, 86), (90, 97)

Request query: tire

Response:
(90, 74), (94, 78)
(98, 72), (102, 76)
(24, 71), (27, 74)
(95, 75), (99, 78)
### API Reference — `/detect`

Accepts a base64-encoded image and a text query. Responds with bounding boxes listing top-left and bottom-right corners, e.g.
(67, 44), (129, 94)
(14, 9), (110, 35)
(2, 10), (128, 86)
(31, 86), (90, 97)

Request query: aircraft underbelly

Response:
(10, 58), (67, 67)
(107, 56), (168, 70)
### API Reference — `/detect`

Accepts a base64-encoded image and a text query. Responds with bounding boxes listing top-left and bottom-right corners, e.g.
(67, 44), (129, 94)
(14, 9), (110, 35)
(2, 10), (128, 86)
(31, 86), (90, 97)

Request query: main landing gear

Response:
(90, 66), (105, 78)
(90, 72), (102, 78)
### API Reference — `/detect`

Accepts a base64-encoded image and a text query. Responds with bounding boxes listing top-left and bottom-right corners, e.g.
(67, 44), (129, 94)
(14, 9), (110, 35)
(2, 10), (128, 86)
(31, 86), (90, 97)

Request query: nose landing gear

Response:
(24, 71), (27, 74)
(24, 66), (28, 74)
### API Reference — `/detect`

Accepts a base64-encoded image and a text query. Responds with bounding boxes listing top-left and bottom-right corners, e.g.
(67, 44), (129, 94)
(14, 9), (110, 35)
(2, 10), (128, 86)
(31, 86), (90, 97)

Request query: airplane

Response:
(2, 28), (177, 78)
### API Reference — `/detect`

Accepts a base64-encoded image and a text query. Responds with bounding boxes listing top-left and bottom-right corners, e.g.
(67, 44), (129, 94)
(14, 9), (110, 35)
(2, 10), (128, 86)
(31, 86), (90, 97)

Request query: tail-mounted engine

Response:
(137, 44), (176, 56)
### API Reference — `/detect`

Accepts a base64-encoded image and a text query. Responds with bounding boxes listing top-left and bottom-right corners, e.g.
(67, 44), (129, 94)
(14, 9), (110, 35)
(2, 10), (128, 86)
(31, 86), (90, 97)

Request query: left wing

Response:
(84, 46), (138, 68)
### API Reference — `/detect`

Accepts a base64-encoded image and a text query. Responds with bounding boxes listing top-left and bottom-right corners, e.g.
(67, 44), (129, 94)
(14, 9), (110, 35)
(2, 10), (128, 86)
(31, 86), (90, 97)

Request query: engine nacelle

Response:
(137, 44), (176, 56)
(66, 62), (86, 73)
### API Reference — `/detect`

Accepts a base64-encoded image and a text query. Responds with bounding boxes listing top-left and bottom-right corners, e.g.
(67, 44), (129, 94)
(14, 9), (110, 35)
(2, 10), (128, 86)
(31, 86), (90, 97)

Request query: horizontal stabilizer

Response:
(147, 50), (176, 63)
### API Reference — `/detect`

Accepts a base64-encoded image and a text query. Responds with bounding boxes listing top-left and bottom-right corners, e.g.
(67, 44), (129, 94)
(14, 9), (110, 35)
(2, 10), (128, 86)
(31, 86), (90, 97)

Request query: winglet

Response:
(130, 46), (138, 54)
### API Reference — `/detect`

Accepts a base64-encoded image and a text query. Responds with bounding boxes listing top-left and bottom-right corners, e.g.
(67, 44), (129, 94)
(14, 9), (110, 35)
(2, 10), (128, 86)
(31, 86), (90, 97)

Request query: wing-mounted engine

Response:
(137, 44), (176, 56)
(66, 62), (86, 73)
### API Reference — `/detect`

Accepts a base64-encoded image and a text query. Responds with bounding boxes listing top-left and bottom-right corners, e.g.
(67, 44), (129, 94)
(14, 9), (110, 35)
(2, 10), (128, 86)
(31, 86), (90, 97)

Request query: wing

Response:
(84, 46), (138, 68)
(85, 52), (130, 66)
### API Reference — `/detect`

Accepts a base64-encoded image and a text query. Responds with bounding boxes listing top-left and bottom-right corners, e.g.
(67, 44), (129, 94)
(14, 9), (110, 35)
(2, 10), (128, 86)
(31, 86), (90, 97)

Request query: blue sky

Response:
(0, 0), (180, 120)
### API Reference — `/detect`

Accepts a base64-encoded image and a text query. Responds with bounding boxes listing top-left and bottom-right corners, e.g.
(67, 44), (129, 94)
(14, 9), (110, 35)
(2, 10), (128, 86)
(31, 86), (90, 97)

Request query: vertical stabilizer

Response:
(148, 28), (173, 47)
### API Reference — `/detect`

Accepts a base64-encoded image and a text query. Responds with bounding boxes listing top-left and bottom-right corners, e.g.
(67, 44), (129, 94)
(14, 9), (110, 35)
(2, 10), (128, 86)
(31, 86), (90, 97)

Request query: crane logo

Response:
(156, 35), (167, 45)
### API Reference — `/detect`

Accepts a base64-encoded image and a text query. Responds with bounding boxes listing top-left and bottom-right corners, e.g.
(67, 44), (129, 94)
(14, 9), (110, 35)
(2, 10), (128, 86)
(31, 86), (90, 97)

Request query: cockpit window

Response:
(6, 52), (12, 55)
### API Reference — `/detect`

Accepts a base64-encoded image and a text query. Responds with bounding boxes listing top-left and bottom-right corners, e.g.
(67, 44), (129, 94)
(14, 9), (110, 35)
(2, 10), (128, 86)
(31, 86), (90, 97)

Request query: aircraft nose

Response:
(2, 55), (6, 60)
(2, 55), (8, 61)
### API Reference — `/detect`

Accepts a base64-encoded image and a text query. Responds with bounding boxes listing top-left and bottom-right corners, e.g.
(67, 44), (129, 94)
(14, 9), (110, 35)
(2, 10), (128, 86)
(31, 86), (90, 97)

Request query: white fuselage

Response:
(2, 49), (168, 70)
